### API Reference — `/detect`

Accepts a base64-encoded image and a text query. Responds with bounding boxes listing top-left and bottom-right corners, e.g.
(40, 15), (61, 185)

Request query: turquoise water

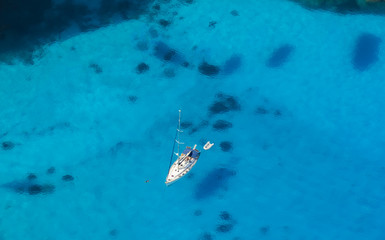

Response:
(1, 0), (385, 239)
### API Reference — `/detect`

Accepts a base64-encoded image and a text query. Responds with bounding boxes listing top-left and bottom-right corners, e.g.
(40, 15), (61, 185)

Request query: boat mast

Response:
(176, 110), (182, 157)
(168, 110), (184, 170)
(175, 110), (185, 165)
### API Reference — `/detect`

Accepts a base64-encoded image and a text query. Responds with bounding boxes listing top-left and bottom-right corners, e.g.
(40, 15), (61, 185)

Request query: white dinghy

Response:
(203, 141), (214, 150)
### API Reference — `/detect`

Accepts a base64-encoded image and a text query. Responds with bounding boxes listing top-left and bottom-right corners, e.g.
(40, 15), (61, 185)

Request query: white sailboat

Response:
(165, 110), (212, 186)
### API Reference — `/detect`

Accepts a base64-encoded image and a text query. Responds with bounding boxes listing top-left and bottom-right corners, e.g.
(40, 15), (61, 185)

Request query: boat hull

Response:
(165, 148), (200, 185)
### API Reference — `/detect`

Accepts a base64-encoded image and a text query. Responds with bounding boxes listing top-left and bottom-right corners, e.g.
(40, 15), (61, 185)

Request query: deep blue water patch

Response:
(152, 4), (161, 11)
(159, 19), (172, 27)
(0, 0), (154, 64)
(199, 232), (213, 240)
(352, 33), (382, 71)
(181, 121), (193, 129)
(292, 0), (367, 14)
(89, 63), (103, 74)
(194, 209), (202, 216)
(216, 210), (237, 235)
(62, 175), (74, 182)
(163, 68), (176, 78)
(266, 44), (294, 68)
(198, 62), (220, 76)
(1, 179), (55, 195)
(213, 120), (233, 131)
(255, 106), (269, 115)
(153, 41), (187, 65)
(230, 10), (239, 16)
(222, 54), (242, 75)
(136, 62), (150, 73)
(27, 173), (38, 180)
(184, 0), (194, 4)
(273, 109), (282, 117)
(128, 95), (138, 103)
(216, 223), (233, 233)
(28, 184), (55, 195)
(2, 141), (15, 150)
(195, 168), (236, 200)
(260, 226), (270, 235)
(219, 211), (231, 220)
(46, 167), (56, 174)
(220, 141), (233, 152)
(209, 93), (241, 115)
(109, 229), (118, 236)
(189, 120), (209, 135)
(98, 0), (152, 22)
(255, 106), (282, 118)
(208, 21), (217, 29)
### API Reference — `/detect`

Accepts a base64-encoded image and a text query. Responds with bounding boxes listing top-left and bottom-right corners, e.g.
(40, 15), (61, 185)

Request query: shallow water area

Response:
(1, 0), (385, 239)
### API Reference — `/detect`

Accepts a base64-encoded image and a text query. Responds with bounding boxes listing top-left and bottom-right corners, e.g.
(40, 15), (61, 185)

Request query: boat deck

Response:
(165, 149), (200, 185)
